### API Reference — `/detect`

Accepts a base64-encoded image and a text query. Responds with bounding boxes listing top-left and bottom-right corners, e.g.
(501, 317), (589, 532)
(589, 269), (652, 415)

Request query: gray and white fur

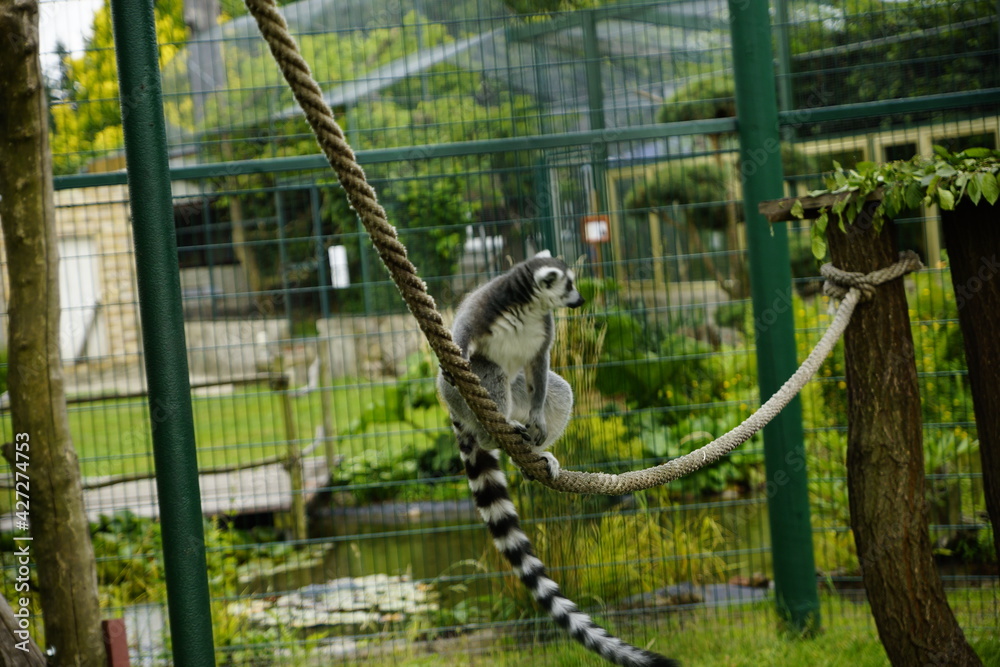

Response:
(438, 252), (677, 667)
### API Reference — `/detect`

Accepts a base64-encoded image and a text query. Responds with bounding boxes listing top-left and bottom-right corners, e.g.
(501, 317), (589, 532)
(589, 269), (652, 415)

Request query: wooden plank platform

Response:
(0, 457), (331, 531)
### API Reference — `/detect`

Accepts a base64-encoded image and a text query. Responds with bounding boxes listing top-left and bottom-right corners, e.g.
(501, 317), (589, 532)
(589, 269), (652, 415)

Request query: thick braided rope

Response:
(243, 0), (918, 494)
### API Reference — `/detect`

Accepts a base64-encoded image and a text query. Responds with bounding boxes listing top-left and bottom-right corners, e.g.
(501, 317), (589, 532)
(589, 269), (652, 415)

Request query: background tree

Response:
(46, 1), (544, 317)
(788, 0), (998, 135)
(624, 161), (739, 292)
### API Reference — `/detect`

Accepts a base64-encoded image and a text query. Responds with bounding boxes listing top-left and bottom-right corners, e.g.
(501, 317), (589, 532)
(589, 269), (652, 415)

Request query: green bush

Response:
(392, 178), (472, 299)
(714, 301), (750, 331)
(335, 351), (462, 500)
(593, 309), (720, 410)
(332, 449), (420, 503)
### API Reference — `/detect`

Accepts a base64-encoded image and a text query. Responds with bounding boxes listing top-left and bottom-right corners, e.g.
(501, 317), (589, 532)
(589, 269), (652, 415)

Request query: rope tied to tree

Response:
(822, 250), (923, 302)
(243, 0), (923, 494)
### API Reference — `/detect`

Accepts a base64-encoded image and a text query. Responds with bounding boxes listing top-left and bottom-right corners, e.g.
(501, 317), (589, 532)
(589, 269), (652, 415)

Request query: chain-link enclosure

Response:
(1, 0), (997, 664)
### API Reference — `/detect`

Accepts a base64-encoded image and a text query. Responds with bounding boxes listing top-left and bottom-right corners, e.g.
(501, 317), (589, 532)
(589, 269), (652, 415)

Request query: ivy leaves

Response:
(794, 147), (1000, 259)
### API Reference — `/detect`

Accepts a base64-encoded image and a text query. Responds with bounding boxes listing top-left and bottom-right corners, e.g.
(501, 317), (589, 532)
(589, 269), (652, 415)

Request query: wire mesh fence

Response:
(1, 0), (998, 664)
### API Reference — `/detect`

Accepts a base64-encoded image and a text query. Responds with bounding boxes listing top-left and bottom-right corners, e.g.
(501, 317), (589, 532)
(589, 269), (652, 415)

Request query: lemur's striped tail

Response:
(460, 441), (679, 667)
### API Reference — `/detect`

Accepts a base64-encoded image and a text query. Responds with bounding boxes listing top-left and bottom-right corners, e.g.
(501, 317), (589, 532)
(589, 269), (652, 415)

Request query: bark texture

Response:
(0, 595), (46, 666)
(0, 0), (105, 664)
(826, 208), (981, 667)
(941, 202), (1000, 563)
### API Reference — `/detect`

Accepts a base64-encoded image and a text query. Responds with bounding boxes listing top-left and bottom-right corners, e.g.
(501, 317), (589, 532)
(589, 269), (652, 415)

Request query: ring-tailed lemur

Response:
(438, 252), (677, 667)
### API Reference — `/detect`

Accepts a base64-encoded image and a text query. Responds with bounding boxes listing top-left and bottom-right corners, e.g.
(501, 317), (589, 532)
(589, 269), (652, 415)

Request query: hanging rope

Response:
(243, 0), (922, 494)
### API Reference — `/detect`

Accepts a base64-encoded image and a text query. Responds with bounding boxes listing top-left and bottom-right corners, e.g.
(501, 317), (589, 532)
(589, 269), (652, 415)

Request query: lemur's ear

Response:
(535, 249), (552, 258)
(534, 267), (562, 288)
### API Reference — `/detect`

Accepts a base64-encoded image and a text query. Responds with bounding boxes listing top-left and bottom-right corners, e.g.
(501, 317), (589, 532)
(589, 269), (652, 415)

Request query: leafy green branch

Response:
(791, 147), (1000, 259)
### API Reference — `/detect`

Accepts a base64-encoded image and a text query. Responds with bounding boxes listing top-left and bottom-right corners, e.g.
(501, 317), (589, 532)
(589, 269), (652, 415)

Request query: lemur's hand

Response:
(525, 414), (547, 448)
(509, 420), (530, 443)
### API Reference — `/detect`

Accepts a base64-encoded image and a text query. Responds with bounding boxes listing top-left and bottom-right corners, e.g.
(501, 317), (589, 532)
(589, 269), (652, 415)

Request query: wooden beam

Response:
(758, 189), (885, 223)
(102, 619), (130, 667)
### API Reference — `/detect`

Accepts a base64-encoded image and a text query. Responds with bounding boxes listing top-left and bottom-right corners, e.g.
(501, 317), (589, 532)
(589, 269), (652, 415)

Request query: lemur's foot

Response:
(537, 451), (560, 480)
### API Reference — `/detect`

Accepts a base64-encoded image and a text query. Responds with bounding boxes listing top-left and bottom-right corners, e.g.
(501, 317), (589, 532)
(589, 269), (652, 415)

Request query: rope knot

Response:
(821, 250), (923, 303)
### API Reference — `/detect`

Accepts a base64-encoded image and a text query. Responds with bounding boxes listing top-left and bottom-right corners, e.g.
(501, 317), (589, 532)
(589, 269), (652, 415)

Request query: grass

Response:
(354, 592), (1000, 667)
(0, 377), (449, 480)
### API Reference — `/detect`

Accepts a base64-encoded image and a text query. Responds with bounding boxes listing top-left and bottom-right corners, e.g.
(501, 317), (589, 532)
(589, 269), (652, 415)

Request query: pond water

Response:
(255, 495), (776, 608)
(251, 500), (496, 604)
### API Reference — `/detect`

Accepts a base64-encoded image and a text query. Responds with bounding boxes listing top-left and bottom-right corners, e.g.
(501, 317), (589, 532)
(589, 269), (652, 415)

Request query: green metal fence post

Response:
(108, 0), (217, 663)
(727, 0), (821, 634)
(581, 9), (611, 276)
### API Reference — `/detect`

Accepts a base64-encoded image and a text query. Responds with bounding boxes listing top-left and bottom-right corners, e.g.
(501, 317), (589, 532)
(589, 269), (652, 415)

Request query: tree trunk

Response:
(228, 192), (266, 301)
(941, 201), (1000, 563)
(825, 208), (981, 667)
(0, 1), (105, 664)
(0, 595), (46, 666)
(220, 142), (265, 308)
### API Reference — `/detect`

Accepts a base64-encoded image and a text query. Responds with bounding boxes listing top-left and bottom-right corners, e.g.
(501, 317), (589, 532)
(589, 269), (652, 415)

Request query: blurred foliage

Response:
(49, 5), (541, 322)
(657, 74), (735, 126)
(789, 0), (998, 109)
(93, 510), (280, 605)
(394, 178), (475, 300)
(554, 277), (764, 495)
(0, 347), (7, 396)
(656, 1), (998, 137)
(502, 0), (603, 14)
(560, 414), (646, 474)
(181, 10), (540, 317)
(782, 0), (1000, 139)
(622, 149), (817, 299)
(624, 162), (729, 228)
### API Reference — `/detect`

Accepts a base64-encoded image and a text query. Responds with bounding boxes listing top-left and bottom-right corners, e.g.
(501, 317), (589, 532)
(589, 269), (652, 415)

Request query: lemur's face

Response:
(533, 264), (585, 310)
